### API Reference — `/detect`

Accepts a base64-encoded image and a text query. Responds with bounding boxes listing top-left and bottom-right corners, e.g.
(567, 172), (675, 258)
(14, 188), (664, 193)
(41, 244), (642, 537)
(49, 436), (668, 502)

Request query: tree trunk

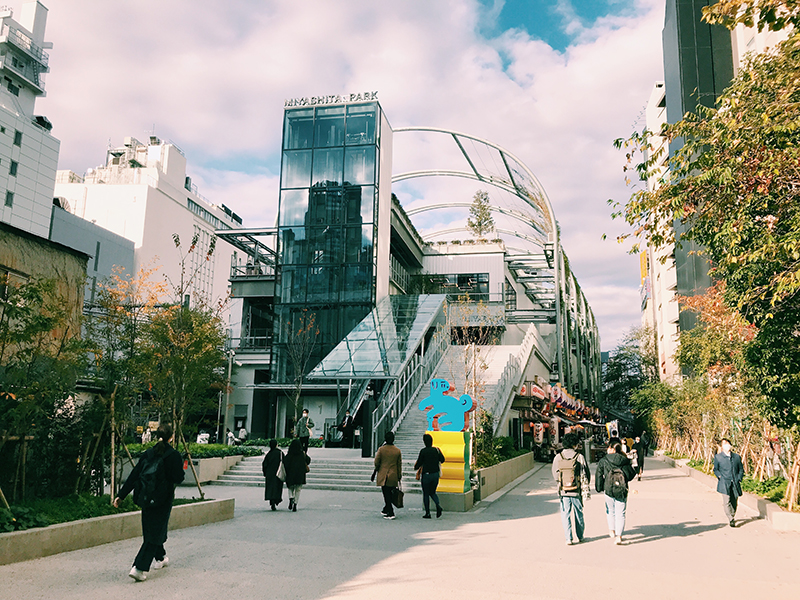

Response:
(178, 425), (204, 500)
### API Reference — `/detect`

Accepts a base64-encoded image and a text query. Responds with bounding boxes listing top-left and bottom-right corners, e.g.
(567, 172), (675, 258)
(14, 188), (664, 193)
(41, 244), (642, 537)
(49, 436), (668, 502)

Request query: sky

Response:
(34, 0), (666, 351)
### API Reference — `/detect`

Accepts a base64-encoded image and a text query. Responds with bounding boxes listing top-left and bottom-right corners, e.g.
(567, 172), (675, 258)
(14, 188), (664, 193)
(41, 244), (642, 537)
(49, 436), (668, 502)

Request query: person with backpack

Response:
(551, 432), (591, 545)
(114, 423), (185, 581)
(595, 436), (636, 545)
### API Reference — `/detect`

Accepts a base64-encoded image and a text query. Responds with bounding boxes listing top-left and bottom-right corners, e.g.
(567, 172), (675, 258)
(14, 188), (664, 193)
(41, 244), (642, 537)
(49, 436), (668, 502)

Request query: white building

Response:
(0, 1), (58, 239)
(54, 136), (243, 311)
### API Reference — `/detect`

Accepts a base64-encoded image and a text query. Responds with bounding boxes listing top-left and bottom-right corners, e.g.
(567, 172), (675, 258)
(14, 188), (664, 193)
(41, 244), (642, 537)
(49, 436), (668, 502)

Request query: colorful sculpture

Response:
(418, 378), (476, 432)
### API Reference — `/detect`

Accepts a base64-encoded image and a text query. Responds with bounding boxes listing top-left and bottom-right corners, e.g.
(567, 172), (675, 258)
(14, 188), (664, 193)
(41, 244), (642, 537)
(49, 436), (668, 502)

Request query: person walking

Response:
(374, 431), (402, 520)
(261, 439), (284, 511)
(713, 437), (744, 527)
(414, 433), (445, 519)
(552, 432), (591, 545)
(339, 410), (355, 448)
(283, 438), (310, 512)
(632, 435), (647, 481)
(294, 408), (315, 454)
(114, 423), (185, 582)
(595, 436), (636, 545)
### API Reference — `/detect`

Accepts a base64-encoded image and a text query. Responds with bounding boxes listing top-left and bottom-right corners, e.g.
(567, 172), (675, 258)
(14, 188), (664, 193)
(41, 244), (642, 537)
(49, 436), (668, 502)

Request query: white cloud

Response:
(35, 0), (664, 349)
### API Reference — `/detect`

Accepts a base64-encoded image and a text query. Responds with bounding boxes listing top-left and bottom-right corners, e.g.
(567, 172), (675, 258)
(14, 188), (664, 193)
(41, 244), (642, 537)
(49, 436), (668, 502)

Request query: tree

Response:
(0, 276), (86, 501)
(602, 326), (658, 412)
(611, 7), (800, 427)
(466, 190), (495, 239)
(283, 309), (320, 425)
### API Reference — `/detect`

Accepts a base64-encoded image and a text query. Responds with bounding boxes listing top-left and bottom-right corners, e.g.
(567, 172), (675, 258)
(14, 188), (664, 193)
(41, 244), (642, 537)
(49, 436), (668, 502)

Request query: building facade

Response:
(221, 98), (602, 454)
(54, 136), (243, 310)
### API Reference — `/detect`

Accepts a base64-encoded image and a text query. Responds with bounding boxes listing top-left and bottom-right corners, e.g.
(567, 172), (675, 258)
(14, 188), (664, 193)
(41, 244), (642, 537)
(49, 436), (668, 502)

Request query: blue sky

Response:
(480, 0), (638, 51)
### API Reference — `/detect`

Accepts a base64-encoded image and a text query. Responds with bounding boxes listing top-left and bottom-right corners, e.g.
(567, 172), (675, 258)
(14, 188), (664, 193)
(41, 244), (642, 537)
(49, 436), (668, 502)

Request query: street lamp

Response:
(223, 349), (235, 441)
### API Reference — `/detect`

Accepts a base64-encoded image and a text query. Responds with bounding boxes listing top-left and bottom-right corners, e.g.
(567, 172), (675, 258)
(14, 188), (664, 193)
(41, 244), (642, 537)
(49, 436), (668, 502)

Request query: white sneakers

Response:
(153, 556), (169, 569)
(128, 567), (147, 582)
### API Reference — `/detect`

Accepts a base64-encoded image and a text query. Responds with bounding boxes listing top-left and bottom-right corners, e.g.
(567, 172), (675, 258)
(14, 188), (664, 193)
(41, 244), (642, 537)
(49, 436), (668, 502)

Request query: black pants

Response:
(300, 436), (310, 454)
(381, 486), (395, 516)
(133, 504), (172, 571)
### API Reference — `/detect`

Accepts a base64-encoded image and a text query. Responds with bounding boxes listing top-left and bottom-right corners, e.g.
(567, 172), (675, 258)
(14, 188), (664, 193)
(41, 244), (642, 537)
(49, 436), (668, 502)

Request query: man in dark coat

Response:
(374, 431), (402, 519)
(114, 424), (185, 581)
(713, 437), (744, 527)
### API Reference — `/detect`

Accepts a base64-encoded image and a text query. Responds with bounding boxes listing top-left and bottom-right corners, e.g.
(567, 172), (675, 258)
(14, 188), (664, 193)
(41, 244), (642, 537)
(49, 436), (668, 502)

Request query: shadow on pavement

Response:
(620, 520), (726, 545)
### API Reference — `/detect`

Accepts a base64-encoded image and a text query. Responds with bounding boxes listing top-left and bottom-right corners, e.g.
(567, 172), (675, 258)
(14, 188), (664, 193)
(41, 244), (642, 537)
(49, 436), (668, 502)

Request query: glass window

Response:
(344, 147), (375, 185)
(279, 189), (310, 226)
(307, 266), (340, 303)
(279, 227), (307, 265)
(280, 267), (307, 303)
(346, 104), (377, 145)
(341, 265), (372, 301)
(344, 225), (374, 264)
(343, 184), (374, 224)
(283, 109), (314, 149)
(281, 150), (312, 188)
(312, 148), (343, 187)
(308, 187), (344, 224)
(308, 225), (344, 264)
(314, 106), (345, 147)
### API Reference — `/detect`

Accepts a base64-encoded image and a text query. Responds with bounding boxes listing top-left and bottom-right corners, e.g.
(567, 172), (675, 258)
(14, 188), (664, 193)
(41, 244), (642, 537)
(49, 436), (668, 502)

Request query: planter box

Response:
(0, 498), (234, 566)
(182, 455), (244, 486)
(474, 452), (536, 502)
(120, 455), (246, 486)
(656, 455), (800, 532)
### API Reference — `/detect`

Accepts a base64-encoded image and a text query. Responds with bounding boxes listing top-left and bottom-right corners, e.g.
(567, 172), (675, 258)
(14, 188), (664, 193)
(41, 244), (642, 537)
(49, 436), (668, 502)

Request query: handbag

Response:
(276, 461), (286, 482)
(392, 480), (404, 508)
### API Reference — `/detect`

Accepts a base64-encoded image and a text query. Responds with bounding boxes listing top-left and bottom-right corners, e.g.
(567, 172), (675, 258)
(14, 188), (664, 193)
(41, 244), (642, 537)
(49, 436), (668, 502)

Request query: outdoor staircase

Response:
(210, 453), (422, 494)
(393, 344), (519, 458)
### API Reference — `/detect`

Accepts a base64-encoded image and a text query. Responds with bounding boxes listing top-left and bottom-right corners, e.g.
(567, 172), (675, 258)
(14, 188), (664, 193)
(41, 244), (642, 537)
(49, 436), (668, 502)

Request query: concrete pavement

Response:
(1, 457), (799, 599)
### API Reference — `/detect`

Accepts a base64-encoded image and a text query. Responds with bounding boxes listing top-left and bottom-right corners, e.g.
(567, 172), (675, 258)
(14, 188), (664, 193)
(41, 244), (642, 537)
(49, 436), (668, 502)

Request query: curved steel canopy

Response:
(391, 126), (564, 377)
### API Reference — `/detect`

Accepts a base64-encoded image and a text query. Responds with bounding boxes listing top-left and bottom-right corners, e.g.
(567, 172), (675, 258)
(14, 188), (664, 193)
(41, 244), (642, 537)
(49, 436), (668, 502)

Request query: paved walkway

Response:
(2, 457), (799, 599)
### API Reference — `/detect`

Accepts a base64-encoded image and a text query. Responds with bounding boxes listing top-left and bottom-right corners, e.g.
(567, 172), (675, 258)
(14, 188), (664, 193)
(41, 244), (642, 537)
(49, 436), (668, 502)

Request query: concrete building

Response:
(218, 97), (602, 456)
(0, 1), (57, 239)
(54, 137), (243, 313)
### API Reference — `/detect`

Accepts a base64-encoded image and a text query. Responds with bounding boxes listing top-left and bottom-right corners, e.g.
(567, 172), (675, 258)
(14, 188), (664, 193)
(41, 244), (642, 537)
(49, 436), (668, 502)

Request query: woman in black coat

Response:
(114, 423), (185, 581)
(262, 439), (284, 510)
(283, 438), (310, 512)
(414, 433), (445, 519)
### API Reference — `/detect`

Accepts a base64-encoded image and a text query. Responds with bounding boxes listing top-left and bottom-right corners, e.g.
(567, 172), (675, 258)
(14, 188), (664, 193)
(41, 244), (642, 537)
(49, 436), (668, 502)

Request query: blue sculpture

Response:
(418, 378), (476, 432)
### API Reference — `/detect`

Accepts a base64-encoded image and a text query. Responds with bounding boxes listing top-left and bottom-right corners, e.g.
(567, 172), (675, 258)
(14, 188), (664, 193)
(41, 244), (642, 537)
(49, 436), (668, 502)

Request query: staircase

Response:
(210, 453), (422, 494)
(393, 344), (518, 456)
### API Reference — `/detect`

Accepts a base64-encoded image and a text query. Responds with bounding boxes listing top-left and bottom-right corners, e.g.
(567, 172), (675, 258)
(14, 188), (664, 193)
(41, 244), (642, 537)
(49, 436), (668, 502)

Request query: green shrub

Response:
(127, 442), (261, 459)
(742, 475), (788, 503)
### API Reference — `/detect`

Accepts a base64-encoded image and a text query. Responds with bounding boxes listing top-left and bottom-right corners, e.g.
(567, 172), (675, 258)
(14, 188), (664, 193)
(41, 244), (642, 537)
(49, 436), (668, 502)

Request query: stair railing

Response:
(489, 323), (539, 430)
(371, 323), (449, 454)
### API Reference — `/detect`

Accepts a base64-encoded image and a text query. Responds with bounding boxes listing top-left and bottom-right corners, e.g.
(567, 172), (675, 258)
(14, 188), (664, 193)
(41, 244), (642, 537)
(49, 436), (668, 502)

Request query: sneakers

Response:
(608, 531), (615, 539)
(615, 536), (623, 545)
(423, 513), (432, 519)
(152, 556), (169, 570)
(128, 567), (147, 582)
(383, 515), (396, 520)
(566, 540), (574, 546)
(729, 520), (736, 528)
(436, 505), (443, 519)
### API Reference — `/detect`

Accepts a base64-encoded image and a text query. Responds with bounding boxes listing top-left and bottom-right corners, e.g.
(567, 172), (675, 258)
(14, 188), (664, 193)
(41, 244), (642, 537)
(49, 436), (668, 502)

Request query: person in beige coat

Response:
(374, 431), (402, 519)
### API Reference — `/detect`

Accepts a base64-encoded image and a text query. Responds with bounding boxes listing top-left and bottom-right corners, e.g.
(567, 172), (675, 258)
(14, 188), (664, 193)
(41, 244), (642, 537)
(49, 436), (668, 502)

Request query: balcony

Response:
(3, 25), (49, 68)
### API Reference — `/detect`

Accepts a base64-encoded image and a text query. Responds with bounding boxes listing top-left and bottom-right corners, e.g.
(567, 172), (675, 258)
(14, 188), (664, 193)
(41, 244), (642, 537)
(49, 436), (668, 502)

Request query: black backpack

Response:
(607, 466), (628, 500)
(134, 451), (167, 508)
(556, 452), (580, 493)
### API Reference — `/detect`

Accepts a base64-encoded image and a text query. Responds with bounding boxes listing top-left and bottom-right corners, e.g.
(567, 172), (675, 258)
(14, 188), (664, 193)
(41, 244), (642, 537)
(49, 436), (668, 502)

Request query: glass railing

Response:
(230, 263), (275, 278)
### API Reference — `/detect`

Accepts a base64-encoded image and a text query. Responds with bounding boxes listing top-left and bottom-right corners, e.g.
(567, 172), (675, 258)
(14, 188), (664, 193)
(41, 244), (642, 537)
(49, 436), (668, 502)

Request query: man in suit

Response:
(339, 410), (355, 448)
(713, 437), (744, 527)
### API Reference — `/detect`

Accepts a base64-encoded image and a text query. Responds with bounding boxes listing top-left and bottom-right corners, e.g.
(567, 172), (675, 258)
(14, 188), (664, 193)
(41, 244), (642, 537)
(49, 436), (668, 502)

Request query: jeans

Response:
(722, 491), (738, 521)
(604, 494), (627, 536)
(421, 473), (441, 514)
(559, 495), (584, 542)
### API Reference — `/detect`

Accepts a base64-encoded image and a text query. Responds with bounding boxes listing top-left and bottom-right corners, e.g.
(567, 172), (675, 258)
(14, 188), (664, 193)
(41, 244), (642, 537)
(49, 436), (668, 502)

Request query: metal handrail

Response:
(492, 323), (538, 429)
(5, 26), (49, 66)
(371, 323), (448, 452)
